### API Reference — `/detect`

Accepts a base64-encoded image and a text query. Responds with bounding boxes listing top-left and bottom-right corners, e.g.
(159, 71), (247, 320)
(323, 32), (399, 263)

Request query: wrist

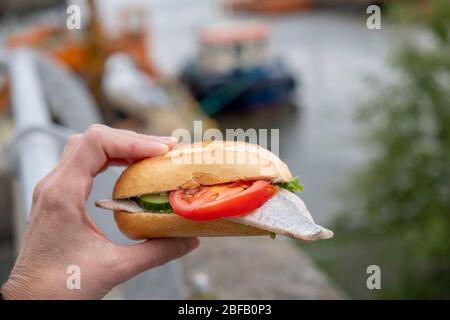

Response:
(1, 275), (43, 300)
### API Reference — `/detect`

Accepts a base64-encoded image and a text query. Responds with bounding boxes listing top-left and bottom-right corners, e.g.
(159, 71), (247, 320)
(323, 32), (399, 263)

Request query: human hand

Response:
(1, 125), (199, 299)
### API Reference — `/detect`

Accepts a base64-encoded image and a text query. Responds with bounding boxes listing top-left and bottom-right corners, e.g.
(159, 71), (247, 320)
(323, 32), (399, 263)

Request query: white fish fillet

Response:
(95, 189), (333, 241)
(227, 189), (333, 241)
(96, 199), (143, 213)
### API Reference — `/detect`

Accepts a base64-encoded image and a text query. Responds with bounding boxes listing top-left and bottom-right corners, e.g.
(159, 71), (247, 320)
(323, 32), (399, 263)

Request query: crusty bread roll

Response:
(113, 140), (292, 199)
(112, 141), (292, 239)
(114, 211), (269, 239)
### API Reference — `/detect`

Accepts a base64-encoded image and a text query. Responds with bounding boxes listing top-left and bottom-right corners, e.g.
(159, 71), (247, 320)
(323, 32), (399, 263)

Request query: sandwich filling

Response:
(128, 178), (303, 219)
(96, 177), (333, 241)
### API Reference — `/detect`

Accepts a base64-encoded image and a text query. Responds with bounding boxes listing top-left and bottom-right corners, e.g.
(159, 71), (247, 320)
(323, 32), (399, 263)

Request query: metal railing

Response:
(9, 49), (60, 219)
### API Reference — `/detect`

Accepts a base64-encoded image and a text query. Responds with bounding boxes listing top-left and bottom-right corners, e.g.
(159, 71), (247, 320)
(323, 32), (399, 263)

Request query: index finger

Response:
(61, 125), (176, 192)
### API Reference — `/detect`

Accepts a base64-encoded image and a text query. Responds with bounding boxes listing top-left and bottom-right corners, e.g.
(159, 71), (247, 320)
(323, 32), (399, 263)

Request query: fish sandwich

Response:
(96, 141), (333, 241)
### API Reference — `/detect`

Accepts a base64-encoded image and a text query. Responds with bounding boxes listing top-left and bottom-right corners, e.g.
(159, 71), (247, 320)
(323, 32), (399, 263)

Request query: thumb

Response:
(115, 238), (199, 281)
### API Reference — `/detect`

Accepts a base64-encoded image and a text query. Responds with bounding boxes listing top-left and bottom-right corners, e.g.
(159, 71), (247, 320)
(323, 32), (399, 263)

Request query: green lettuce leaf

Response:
(277, 176), (304, 193)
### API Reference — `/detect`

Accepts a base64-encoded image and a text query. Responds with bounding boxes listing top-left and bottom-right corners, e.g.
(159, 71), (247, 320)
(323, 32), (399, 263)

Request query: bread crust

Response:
(114, 211), (269, 239)
(113, 140), (292, 199)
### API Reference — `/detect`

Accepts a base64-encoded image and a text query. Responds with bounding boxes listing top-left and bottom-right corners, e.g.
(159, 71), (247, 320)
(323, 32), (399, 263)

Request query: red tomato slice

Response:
(169, 180), (277, 221)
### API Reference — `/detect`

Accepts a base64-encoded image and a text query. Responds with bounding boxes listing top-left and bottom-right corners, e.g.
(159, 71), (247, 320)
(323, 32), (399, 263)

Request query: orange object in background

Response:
(50, 44), (90, 73)
(5, 1), (158, 80)
(6, 25), (58, 48)
(0, 80), (9, 117)
(6, 24), (91, 73)
(3, 0), (216, 135)
(226, 0), (313, 14)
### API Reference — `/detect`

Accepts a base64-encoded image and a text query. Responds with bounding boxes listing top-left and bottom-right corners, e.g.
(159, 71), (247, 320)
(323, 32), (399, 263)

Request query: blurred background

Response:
(0, 0), (449, 299)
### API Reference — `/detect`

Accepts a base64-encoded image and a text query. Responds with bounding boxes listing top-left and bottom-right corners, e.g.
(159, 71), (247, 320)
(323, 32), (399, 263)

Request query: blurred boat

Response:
(225, 0), (387, 14)
(225, 0), (313, 14)
(5, 1), (158, 101)
(180, 22), (297, 115)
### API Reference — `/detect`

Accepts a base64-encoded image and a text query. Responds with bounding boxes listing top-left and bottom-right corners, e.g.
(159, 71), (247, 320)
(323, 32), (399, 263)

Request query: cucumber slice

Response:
(137, 194), (172, 212)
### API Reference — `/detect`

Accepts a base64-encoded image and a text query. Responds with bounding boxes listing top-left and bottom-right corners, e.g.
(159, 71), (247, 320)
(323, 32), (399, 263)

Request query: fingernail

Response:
(155, 143), (169, 154)
(186, 237), (199, 250)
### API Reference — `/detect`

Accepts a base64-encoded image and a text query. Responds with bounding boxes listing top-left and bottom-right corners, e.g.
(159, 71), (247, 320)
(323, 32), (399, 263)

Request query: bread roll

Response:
(111, 141), (291, 239)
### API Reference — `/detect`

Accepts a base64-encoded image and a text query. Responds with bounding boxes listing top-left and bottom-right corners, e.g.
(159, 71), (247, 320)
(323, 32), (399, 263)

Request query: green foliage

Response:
(336, 0), (450, 298)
